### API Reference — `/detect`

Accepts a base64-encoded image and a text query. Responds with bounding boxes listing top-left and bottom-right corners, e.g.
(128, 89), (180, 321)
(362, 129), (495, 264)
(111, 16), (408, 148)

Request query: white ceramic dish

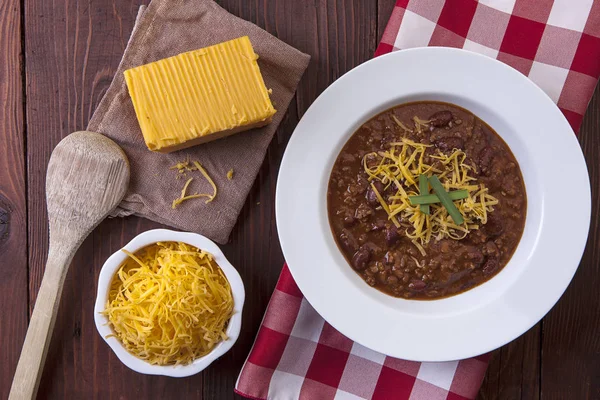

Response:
(276, 47), (591, 362)
(94, 229), (245, 377)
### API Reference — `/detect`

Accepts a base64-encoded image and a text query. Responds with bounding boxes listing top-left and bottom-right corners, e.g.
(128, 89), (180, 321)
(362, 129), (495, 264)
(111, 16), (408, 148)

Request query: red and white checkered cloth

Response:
(236, 1), (600, 399)
(236, 267), (490, 400)
(375, 0), (600, 132)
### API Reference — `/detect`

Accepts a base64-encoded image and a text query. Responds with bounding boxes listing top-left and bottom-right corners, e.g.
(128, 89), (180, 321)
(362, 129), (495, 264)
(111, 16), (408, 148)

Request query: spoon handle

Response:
(9, 245), (77, 400)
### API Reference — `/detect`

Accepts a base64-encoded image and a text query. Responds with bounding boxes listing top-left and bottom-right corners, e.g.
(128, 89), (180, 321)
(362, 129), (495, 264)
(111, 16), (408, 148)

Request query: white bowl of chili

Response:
(276, 47), (591, 361)
(94, 229), (245, 377)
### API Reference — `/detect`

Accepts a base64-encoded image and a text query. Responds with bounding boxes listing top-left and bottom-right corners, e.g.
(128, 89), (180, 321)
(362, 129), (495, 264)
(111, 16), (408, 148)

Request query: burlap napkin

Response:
(88, 0), (310, 244)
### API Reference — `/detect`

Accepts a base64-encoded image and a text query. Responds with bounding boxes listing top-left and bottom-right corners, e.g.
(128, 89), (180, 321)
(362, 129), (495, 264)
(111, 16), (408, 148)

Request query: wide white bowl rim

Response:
(276, 47), (591, 361)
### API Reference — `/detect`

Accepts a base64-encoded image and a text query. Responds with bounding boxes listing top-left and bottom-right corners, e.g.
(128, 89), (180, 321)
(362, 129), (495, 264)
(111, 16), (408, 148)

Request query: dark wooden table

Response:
(1, 1), (598, 399)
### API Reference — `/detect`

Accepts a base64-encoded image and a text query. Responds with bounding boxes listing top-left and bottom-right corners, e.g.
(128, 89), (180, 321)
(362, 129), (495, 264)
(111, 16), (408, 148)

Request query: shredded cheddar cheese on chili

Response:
(362, 138), (498, 250)
(103, 242), (234, 366)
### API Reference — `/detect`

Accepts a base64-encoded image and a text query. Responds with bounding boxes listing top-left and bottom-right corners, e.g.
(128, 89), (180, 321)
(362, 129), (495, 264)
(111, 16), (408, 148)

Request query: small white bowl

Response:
(94, 229), (245, 377)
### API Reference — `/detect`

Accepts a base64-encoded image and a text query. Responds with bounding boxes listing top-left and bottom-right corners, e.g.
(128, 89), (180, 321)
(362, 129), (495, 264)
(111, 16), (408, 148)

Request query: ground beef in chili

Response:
(327, 101), (526, 299)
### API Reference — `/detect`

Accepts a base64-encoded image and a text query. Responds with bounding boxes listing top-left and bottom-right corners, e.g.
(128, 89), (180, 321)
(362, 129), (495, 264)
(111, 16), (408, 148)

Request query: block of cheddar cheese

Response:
(124, 36), (276, 153)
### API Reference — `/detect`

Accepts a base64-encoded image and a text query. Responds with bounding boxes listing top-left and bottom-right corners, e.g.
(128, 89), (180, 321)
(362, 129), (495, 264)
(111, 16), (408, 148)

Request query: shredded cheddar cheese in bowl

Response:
(103, 241), (234, 366)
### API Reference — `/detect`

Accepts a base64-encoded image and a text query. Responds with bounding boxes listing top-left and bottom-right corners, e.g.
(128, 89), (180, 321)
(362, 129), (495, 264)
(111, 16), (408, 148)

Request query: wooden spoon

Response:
(9, 131), (130, 400)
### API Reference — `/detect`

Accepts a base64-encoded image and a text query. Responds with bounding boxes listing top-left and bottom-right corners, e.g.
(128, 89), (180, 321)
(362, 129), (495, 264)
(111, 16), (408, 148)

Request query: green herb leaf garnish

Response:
(418, 174), (430, 215)
(428, 176), (464, 225)
(409, 189), (469, 205)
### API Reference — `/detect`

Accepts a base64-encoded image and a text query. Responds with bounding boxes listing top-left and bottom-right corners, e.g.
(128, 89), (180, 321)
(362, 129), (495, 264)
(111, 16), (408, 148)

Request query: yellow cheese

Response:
(103, 242), (234, 366)
(363, 137), (499, 253)
(124, 36), (276, 153)
(170, 160), (218, 208)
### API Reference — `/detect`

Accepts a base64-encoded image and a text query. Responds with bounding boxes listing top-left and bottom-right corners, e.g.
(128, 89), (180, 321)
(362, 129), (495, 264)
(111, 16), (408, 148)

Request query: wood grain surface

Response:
(0, 0), (28, 399)
(3, 0), (598, 399)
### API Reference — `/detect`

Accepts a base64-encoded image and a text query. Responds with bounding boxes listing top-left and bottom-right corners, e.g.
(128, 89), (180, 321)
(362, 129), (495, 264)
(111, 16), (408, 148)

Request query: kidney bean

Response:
(385, 225), (401, 246)
(428, 110), (453, 127)
(478, 146), (495, 176)
(464, 246), (484, 264)
(343, 215), (356, 227)
(339, 229), (358, 252)
(482, 258), (499, 276)
(352, 245), (372, 271)
(408, 279), (427, 291)
(361, 241), (381, 255)
(369, 219), (386, 231)
(365, 181), (384, 205)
